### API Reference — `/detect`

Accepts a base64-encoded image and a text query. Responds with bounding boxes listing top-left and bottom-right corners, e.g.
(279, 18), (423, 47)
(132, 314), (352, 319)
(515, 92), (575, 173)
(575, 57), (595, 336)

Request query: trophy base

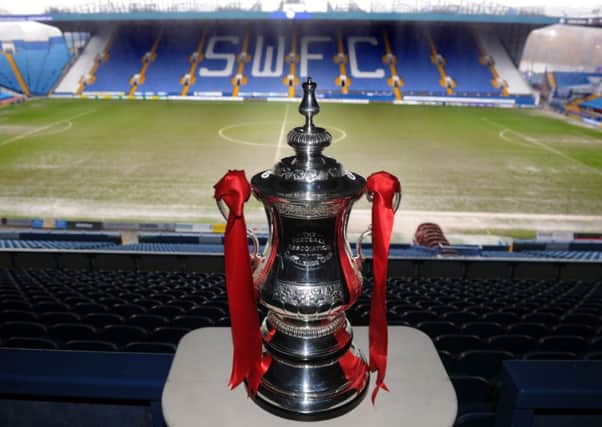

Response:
(251, 377), (369, 422)
(253, 313), (370, 420)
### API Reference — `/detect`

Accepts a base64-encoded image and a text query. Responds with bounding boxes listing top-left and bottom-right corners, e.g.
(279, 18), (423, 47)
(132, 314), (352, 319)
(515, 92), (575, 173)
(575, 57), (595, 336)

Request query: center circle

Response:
(218, 121), (346, 147)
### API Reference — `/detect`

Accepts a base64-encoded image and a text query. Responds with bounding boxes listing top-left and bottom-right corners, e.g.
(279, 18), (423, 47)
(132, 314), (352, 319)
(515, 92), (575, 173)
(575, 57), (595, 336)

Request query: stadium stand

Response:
(142, 28), (199, 95)
(431, 27), (495, 95)
(581, 96), (602, 111)
(88, 26), (157, 94)
(52, 24), (534, 104)
(553, 72), (601, 92)
(0, 22), (71, 96)
(0, 262), (601, 426)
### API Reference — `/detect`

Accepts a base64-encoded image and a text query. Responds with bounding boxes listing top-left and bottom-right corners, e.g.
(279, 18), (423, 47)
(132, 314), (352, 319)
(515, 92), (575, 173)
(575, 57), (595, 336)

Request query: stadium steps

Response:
(382, 30), (403, 101)
(283, 29), (299, 98)
(180, 31), (206, 96)
(56, 30), (113, 95)
(231, 31), (250, 97)
(478, 29), (531, 95)
(127, 29), (162, 98)
(426, 32), (455, 95)
(474, 32), (508, 96)
(333, 29), (351, 95)
(3, 50), (30, 96)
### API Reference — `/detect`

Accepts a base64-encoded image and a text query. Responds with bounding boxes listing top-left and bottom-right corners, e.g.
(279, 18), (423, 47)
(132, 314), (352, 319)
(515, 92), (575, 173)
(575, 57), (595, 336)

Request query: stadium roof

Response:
(2, 0), (599, 25)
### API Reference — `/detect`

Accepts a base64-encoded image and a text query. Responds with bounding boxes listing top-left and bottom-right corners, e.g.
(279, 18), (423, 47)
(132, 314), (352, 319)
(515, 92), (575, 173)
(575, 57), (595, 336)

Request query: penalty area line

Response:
(0, 110), (95, 148)
(482, 117), (602, 175)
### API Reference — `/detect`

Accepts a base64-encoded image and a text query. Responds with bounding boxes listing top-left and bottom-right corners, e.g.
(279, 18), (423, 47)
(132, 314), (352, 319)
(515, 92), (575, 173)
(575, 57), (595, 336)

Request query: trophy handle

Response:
(355, 226), (372, 263)
(354, 189), (401, 263)
(366, 189), (402, 213)
(216, 199), (260, 261)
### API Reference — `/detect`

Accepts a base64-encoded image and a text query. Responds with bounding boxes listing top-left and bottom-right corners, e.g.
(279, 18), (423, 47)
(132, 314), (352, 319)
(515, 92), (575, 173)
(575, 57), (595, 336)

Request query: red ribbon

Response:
(214, 170), (268, 396)
(366, 171), (400, 403)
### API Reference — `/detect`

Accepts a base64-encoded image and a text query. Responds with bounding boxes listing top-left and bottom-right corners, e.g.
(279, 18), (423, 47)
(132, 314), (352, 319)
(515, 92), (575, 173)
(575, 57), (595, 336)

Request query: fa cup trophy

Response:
(214, 78), (400, 420)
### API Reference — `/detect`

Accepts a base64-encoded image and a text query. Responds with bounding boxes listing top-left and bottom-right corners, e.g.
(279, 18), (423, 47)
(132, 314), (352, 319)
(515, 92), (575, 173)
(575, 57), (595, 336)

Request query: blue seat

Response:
(590, 336), (602, 351)
(522, 313), (557, 325)
(507, 322), (549, 338)
(101, 324), (149, 346)
(64, 297), (89, 306)
(483, 312), (521, 325)
(48, 323), (98, 341)
(416, 321), (459, 338)
(6, 336), (58, 349)
(132, 298), (164, 309)
(151, 327), (189, 345)
(39, 311), (81, 325)
(71, 302), (109, 314)
(443, 311), (480, 325)
(434, 334), (482, 354)
(460, 322), (505, 339)
(585, 352), (602, 360)
(0, 321), (47, 338)
(553, 323), (595, 337)
(98, 297), (128, 307)
(149, 304), (186, 318)
(454, 412), (495, 427)
(172, 315), (214, 329)
(487, 335), (536, 355)
(538, 335), (588, 353)
(562, 313), (599, 326)
(399, 310), (439, 325)
(523, 351), (577, 360)
(424, 305), (459, 315)
(1, 300), (32, 311)
(456, 350), (514, 380)
(33, 302), (71, 313)
(0, 310), (38, 322)
(451, 376), (495, 415)
(128, 314), (169, 330)
(125, 341), (177, 354)
(113, 304), (147, 316)
(64, 340), (119, 352)
(82, 313), (126, 329)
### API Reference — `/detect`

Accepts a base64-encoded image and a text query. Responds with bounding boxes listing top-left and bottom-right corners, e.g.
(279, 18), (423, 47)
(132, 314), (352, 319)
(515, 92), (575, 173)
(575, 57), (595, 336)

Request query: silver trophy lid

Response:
(251, 78), (365, 202)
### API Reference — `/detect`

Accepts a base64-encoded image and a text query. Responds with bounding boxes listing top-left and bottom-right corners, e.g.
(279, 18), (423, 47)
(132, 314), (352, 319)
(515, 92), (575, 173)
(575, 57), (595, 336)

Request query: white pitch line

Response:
(273, 103), (290, 163)
(482, 117), (602, 175)
(30, 120), (73, 138)
(0, 110), (95, 148)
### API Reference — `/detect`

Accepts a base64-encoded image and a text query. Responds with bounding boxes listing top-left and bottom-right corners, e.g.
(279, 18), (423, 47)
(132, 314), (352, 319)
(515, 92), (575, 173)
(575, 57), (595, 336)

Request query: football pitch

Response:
(1, 98), (601, 240)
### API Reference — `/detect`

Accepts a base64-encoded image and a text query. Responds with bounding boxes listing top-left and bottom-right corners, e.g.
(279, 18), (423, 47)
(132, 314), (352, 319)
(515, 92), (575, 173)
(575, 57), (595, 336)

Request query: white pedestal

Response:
(162, 326), (457, 426)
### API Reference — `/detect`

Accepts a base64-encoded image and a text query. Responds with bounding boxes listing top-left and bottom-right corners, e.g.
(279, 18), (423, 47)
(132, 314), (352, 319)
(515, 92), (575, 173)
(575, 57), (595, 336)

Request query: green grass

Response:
(0, 98), (601, 229)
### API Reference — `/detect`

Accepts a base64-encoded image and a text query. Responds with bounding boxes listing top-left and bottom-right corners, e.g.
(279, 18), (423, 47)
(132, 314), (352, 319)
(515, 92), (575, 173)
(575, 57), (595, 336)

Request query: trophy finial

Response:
(299, 77), (319, 132)
(286, 77), (332, 162)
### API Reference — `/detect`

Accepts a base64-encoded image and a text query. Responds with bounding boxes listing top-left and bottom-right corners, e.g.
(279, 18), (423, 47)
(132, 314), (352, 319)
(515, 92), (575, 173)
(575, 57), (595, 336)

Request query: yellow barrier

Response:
(382, 31), (403, 101)
(5, 51), (30, 96)
(333, 30), (350, 94)
(180, 31), (206, 96)
(231, 32), (250, 97)
(283, 30), (299, 98)
(128, 29), (162, 98)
